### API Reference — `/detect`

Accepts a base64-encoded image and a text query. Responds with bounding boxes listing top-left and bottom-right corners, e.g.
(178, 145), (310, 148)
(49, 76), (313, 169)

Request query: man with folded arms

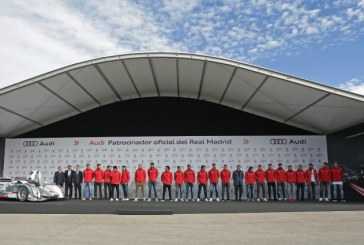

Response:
(161, 166), (173, 201)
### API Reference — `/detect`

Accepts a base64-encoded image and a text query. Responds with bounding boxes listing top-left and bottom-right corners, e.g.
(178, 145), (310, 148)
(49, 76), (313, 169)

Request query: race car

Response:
(0, 170), (64, 202)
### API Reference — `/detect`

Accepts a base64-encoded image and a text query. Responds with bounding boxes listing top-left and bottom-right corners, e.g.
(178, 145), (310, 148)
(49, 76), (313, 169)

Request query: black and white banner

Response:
(3, 136), (327, 184)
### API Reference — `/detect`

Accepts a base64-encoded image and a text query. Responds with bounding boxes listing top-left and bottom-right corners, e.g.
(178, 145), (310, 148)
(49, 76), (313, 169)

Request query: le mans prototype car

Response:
(0, 170), (64, 201)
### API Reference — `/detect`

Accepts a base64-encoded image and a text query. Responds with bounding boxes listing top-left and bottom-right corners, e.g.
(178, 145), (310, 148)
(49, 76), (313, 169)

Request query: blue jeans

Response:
(175, 184), (183, 199)
(121, 184), (128, 198)
(185, 183), (194, 199)
(148, 181), (158, 198)
(210, 183), (219, 198)
(83, 182), (93, 199)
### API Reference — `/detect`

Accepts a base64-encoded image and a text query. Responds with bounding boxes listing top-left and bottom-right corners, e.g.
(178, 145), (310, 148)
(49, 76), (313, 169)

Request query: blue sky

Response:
(1, 0), (364, 93)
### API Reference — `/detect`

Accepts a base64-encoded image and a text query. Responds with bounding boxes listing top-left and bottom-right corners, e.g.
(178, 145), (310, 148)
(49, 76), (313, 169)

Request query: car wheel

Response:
(17, 187), (29, 202)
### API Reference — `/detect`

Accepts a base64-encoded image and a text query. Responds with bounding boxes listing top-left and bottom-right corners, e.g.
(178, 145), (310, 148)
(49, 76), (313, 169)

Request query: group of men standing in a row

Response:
(53, 161), (344, 202)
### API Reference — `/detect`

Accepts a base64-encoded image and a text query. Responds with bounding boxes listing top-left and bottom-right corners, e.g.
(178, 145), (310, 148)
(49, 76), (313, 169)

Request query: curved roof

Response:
(1, 52), (364, 137)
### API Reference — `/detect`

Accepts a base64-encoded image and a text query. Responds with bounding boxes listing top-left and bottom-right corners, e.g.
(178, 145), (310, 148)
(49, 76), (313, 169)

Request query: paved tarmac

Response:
(0, 211), (363, 245)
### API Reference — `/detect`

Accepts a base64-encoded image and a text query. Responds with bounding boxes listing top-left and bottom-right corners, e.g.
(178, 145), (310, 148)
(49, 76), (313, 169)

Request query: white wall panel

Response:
(179, 59), (204, 98)
(151, 58), (177, 96)
(124, 59), (157, 97)
(0, 84), (77, 124)
(221, 68), (266, 108)
(246, 77), (327, 120)
(69, 66), (118, 105)
(292, 95), (364, 133)
(97, 61), (139, 100)
(0, 108), (36, 136)
(41, 73), (98, 111)
(200, 62), (234, 103)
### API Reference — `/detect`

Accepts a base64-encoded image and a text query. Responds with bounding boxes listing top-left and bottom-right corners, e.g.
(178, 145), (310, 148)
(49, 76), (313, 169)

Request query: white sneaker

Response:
(82, 198), (86, 201)
(197, 198), (200, 202)
(161, 199), (165, 202)
(155, 198), (159, 202)
(125, 198), (129, 201)
(325, 198), (329, 202)
(174, 198), (178, 202)
(263, 198), (268, 202)
(204, 198), (209, 202)
(110, 198), (114, 202)
(115, 198), (119, 201)
(284, 198), (288, 201)
(143, 198), (146, 201)
(319, 198), (323, 202)
(257, 198), (261, 202)
(148, 198), (151, 202)
(216, 198), (220, 202)
(209, 198), (213, 202)
(134, 198), (138, 202)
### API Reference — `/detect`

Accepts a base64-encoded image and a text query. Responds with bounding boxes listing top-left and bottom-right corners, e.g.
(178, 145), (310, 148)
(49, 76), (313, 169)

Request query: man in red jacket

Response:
(110, 166), (121, 201)
(94, 163), (104, 200)
(276, 163), (287, 201)
(103, 165), (112, 200)
(208, 163), (220, 202)
(286, 165), (296, 201)
(121, 165), (130, 201)
(266, 164), (277, 201)
(255, 165), (267, 202)
(319, 162), (331, 202)
(197, 165), (208, 202)
(245, 166), (256, 201)
(161, 166), (173, 201)
(134, 164), (147, 202)
(221, 164), (231, 201)
(184, 164), (195, 201)
(83, 164), (94, 200)
(174, 166), (184, 202)
(295, 165), (306, 201)
(147, 162), (159, 201)
(331, 162), (344, 202)
(305, 163), (318, 201)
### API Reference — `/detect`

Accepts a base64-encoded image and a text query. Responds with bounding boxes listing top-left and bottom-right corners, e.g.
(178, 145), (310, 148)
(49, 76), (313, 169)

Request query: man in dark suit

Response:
(53, 166), (65, 187)
(72, 164), (83, 200)
(64, 165), (75, 199)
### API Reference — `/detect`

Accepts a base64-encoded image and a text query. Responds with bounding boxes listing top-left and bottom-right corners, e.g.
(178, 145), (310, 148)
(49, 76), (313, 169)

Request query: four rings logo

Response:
(270, 138), (288, 145)
(22, 141), (39, 147)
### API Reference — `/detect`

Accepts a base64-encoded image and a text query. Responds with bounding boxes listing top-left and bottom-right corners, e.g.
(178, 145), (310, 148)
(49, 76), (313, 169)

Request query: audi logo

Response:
(270, 139), (288, 145)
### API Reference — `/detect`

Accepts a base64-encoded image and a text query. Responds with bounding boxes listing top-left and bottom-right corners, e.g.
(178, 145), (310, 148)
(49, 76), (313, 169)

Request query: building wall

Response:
(19, 97), (313, 138)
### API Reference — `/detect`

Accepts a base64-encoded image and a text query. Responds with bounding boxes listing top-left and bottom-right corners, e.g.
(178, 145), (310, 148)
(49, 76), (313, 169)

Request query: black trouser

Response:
(320, 182), (330, 199)
(256, 183), (266, 199)
(277, 182), (286, 199)
(94, 183), (103, 199)
(234, 184), (243, 200)
(307, 182), (316, 200)
(185, 183), (194, 200)
(73, 183), (82, 199)
(162, 184), (172, 200)
(121, 184), (128, 199)
(267, 182), (277, 200)
(65, 182), (73, 199)
(198, 184), (208, 199)
(110, 184), (120, 199)
(221, 183), (230, 200)
(296, 183), (305, 201)
(246, 184), (254, 200)
(104, 183), (111, 199)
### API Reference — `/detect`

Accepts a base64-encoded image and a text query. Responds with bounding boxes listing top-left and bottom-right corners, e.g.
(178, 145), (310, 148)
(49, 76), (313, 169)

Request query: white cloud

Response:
(1, 0), (364, 88)
(338, 78), (364, 95)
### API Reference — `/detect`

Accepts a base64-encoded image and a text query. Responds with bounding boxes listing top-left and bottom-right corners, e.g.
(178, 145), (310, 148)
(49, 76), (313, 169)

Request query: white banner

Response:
(4, 136), (327, 184)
